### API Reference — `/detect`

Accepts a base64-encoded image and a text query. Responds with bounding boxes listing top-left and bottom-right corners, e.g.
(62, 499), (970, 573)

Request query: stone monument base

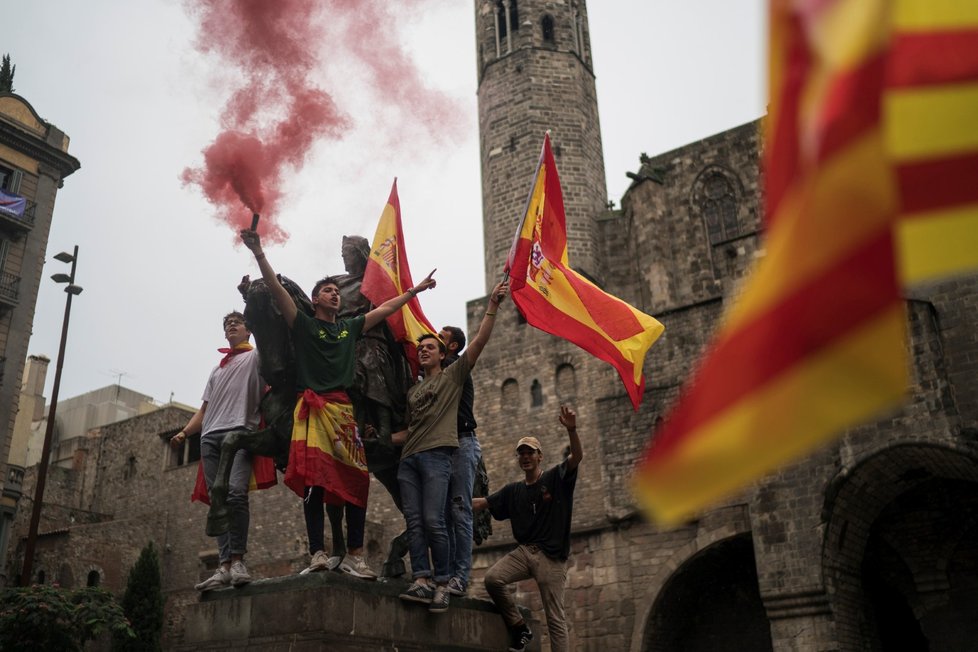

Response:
(171, 570), (539, 651)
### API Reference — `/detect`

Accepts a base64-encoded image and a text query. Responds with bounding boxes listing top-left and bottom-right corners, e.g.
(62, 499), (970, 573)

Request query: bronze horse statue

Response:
(205, 274), (411, 577)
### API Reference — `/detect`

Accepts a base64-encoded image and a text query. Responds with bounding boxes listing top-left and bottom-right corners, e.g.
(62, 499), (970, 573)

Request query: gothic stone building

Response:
(6, 2), (978, 651)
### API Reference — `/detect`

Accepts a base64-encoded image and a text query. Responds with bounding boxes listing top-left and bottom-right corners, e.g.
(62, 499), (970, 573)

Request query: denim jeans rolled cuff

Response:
(201, 432), (253, 562)
(398, 447), (454, 583)
(447, 434), (481, 587)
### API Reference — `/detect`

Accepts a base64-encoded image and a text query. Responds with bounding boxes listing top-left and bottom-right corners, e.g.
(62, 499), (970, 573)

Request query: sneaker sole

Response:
(398, 593), (433, 604)
(231, 577), (252, 587)
(340, 567), (377, 581)
(446, 589), (466, 597)
(195, 582), (228, 591)
(428, 603), (449, 614)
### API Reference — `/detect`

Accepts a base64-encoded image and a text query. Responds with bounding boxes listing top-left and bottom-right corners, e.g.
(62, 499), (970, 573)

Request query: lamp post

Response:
(20, 246), (83, 586)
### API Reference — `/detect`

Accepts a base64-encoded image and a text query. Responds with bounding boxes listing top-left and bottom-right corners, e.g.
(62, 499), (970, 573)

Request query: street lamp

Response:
(20, 246), (83, 586)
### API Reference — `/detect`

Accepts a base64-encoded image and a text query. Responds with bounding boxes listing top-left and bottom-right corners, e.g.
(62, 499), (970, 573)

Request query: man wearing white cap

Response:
(474, 405), (582, 652)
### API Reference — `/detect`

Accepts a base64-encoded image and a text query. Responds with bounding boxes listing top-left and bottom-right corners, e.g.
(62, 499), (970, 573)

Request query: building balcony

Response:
(0, 271), (20, 310)
(0, 189), (35, 236)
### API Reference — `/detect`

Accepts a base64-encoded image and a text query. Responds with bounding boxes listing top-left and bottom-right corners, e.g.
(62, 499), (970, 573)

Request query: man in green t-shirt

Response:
(396, 280), (508, 613)
(240, 228), (434, 580)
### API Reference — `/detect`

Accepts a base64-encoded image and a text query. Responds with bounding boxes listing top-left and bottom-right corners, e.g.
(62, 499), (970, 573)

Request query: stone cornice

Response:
(0, 121), (81, 180)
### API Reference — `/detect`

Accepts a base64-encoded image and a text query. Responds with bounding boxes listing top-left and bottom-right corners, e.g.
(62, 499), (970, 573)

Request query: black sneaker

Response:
(429, 585), (450, 613)
(398, 581), (434, 604)
(508, 623), (533, 652)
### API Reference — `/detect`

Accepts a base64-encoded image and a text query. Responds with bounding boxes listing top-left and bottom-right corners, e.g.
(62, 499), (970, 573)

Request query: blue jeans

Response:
(446, 433), (481, 588)
(200, 431), (252, 562)
(397, 447), (454, 583)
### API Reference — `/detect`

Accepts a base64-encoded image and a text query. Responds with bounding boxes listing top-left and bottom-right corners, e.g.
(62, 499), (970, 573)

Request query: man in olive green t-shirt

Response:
(396, 280), (509, 614)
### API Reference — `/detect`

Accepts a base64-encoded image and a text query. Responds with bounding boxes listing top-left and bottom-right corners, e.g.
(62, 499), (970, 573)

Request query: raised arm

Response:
(464, 280), (509, 368)
(363, 269), (437, 331)
(559, 405), (583, 471)
(240, 229), (298, 327)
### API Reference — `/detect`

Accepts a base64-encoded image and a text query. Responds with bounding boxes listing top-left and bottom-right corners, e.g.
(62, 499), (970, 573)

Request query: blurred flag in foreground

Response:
(362, 179), (437, 375)
(634, 0), (978, 525)
(505, 133), (664, 410)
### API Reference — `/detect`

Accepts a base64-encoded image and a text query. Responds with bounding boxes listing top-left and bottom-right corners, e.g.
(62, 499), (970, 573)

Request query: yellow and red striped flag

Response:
(506, 134), (664, 410)
(890, 1), (978, 282)
(362, 179), (437, 375)
(633, 0), (956, 525)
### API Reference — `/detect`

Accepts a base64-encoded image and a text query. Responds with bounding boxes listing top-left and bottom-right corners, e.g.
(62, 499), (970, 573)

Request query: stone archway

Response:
(822, 443), (978, 651)
(635, 532), (772, 652)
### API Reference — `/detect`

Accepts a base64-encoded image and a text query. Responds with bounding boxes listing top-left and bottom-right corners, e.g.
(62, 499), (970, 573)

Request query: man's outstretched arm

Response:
(363, 269), (437, 331)
(464, 280), (509, 368)
(559, 405), (583, 472)
(240, 229), (298, 327)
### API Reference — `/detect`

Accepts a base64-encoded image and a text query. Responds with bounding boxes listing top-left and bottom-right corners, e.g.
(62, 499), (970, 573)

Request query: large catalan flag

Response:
(634, 0), (978, 526)
(362, 179), (437, 375)
(890, 1), (978, 282)
(506, 134), (664, 410)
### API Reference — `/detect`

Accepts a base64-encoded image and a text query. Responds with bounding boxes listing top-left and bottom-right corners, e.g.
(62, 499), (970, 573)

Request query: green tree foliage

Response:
(0, 584), (134, 651)
(113, 542), (165, 652)
(0, 54), (14, 93)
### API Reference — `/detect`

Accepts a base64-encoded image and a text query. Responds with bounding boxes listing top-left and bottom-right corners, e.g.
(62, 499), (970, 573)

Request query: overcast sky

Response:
(5, 0), (765, 407)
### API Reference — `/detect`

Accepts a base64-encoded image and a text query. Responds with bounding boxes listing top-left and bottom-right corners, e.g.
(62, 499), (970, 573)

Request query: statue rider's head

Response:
(341, 236), (370, 276)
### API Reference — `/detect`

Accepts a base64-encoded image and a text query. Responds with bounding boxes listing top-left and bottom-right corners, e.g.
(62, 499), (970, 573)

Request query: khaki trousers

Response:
(484, 544), (569, 652)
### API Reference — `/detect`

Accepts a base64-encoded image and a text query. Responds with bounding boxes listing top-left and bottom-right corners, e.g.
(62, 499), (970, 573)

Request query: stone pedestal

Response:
(171, 571), (539, 651)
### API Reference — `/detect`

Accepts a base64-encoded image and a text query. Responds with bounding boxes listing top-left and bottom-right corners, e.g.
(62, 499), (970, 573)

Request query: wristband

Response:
(486, 312), (497, 317)
(255, 252), (266, 261)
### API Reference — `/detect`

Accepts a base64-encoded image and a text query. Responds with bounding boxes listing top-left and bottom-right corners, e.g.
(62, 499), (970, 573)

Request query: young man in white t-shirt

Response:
(170, 311), (263, 591)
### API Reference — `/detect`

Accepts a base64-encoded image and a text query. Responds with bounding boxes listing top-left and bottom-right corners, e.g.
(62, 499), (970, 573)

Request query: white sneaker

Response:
(230, 560), (252, 587)
(195, 567), (230, 592)
(339, 554), (377, 580)
(300, 550), (330, 575)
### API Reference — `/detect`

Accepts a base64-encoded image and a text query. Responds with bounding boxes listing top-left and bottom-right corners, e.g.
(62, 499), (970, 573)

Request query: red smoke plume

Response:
(182, 0), (463, 243)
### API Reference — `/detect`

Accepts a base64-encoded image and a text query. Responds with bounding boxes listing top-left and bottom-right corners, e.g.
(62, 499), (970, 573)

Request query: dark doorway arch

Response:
(823, 444), (978, 651)
(641, 534), (772, 652)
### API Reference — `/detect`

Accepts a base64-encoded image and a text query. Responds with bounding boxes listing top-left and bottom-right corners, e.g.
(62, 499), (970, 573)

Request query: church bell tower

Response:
(475, 0), (608, 290)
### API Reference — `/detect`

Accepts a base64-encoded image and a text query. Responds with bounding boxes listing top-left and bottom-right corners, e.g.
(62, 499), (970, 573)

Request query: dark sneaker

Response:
(398, 581), (434, 604)
(446, 576), (466, 596)
(229, 560), (252, 587)
(194, 567), (230, 592)
(508, 623), (533, 652)
(429, 586), (450, 614)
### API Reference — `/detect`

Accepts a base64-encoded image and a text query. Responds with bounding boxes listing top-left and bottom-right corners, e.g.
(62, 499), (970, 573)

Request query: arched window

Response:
(502, 378), (520, 408)
(556, 363), (576, 401)
(541, 15), (555, 44)
(692, 167), (743, 245)
(87, 570), (101, 587)
(37, 570), (46, 584)
(531, 379), (544, 408)
(496, 0), (519, 40)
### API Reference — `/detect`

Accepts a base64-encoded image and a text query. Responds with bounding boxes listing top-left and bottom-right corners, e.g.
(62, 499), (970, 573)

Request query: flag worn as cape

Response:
(191, 451), (277, 504)
(362, 179), (437, 376)
(505, 134), (664, 410)
(634, 0), (978, 526)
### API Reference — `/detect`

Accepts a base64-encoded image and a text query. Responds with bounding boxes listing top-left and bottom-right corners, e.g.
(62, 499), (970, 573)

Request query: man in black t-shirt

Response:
(474, 406), (582, 652)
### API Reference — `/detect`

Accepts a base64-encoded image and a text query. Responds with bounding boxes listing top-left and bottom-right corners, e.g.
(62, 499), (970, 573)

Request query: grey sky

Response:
(5, 0), (764, 406)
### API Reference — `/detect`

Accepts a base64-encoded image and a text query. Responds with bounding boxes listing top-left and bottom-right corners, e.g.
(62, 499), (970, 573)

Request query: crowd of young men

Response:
(181, 227), (581, 652)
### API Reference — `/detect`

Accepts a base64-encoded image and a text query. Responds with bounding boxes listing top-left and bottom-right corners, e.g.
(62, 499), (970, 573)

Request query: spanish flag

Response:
(634, 0), (978, 526)
(362, 179), (437, 375)
(506, 134), (664, 410)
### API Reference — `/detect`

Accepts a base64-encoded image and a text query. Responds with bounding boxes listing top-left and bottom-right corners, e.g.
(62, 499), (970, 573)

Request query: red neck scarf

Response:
(217, 341), (254, 367)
